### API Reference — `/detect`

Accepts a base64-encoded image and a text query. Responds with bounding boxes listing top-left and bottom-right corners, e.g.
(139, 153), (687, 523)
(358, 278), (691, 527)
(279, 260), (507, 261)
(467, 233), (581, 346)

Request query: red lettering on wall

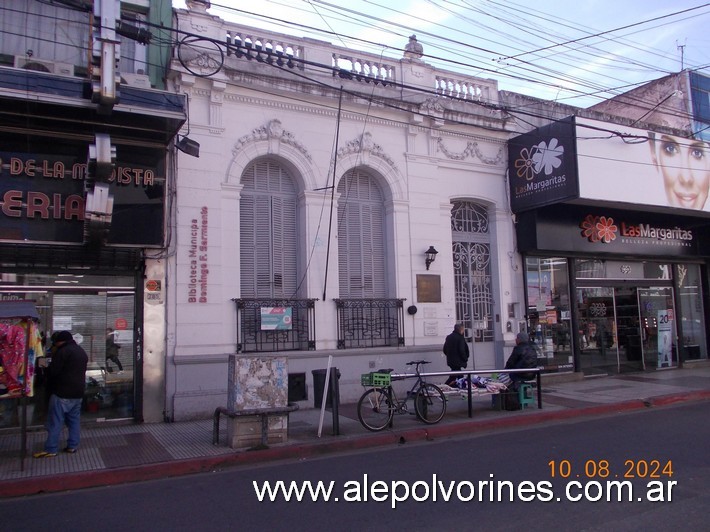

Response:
(2, 190), (22, 217)
(27, 191), (50, 219)
(1, 190), (84, 220)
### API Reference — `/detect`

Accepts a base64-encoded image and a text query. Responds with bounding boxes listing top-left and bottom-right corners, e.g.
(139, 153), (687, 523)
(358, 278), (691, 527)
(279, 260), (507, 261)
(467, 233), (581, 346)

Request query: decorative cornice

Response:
(185, 53), (221, 76)
(437, 137), (504, 165)
(232, 119), (312, 161)
(420, 97), (445, 113)
(337, 132), (396, 168)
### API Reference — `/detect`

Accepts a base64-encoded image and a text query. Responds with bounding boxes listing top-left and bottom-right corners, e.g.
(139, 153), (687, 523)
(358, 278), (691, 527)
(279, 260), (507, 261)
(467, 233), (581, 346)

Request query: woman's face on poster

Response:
(655, 135), (710, 209)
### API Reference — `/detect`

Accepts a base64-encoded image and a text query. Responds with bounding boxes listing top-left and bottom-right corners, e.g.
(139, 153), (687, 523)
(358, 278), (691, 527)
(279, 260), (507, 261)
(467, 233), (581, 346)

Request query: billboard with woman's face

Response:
(648, 132), (709, 210)
(509, 116), (710, 215)
(574, 117), (710, 214)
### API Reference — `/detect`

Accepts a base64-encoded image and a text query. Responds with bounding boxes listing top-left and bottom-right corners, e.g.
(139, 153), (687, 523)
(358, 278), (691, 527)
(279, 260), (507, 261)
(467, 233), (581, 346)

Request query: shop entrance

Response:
(576, 285), (677, 375)
(0, 273), (136, 428)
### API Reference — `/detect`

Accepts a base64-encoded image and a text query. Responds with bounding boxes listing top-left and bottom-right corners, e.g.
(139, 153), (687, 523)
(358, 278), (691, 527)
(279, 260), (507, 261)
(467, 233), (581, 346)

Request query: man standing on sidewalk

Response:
(443, 323), (469, 386)
(34, 331), (88, 458)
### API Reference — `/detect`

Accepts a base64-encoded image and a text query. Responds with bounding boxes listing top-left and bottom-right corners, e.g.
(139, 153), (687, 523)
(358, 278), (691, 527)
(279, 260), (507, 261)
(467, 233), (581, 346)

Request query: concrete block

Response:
(227, 414), (288, 448)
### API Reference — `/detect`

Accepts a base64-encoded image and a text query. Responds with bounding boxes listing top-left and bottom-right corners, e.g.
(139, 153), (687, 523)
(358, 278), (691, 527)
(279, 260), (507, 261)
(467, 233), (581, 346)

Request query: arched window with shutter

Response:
(337, 168), (386, 298)
(240, 158), (298, 298)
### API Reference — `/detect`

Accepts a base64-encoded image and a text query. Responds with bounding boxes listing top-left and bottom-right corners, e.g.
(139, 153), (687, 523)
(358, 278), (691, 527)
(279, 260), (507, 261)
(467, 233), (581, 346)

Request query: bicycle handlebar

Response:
(406, 360), (430, 366)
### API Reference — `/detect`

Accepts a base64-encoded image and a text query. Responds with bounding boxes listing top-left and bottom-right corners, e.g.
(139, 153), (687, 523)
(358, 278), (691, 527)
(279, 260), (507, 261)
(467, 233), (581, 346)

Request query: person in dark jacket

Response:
(505, 331), (538, 389)
(34, 330), (88, 458)
(443, 324), (469, 386)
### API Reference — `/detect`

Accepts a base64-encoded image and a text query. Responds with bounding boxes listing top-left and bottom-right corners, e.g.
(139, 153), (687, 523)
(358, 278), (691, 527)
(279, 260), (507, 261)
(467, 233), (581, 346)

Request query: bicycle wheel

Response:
(414, 383), (447, 424)
(357, 388), (393, 431)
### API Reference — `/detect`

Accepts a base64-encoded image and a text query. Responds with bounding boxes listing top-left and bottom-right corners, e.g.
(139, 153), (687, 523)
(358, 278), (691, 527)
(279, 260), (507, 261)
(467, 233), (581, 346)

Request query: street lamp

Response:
(425, 246), (438, 270)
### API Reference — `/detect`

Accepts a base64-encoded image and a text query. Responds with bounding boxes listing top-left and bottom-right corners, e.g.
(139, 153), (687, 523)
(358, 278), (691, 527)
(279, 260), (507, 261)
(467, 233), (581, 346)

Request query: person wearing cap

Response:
(504, 332), (539, 389)
(34, 330), (88, 458)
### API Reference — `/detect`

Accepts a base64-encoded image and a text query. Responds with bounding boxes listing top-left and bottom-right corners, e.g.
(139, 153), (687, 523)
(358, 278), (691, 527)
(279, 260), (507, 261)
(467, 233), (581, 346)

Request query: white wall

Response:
(163, 7), (524, 420)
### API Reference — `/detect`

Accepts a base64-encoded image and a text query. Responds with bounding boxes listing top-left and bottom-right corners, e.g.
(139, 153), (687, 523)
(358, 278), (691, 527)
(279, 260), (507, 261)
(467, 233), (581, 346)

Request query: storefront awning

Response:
(0, 68), (186, 145)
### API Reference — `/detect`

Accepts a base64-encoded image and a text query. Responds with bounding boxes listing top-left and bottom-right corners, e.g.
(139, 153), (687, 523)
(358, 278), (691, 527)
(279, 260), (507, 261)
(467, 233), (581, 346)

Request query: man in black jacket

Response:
(34, 330), (88, 458)
(443, 324), (469, 386)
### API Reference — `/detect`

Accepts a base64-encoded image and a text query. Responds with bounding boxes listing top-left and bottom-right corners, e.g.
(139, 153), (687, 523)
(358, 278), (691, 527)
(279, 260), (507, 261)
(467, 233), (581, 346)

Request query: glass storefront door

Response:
(0, 273), (136, 428)
(614, 287), (644, 372)
(577, 287), (618, 375)
(638, 287), (677, 369)
(576, 285), (678, 375)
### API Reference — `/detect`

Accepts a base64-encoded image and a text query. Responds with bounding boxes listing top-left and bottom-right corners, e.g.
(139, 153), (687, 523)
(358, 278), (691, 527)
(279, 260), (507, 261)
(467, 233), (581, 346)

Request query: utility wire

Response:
(202, 0), (708, 112)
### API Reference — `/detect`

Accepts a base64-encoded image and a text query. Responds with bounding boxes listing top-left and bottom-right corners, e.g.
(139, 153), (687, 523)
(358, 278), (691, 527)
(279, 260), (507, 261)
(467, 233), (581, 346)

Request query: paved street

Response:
(5, 401), (709, 531)
(2, 365), (710, 500)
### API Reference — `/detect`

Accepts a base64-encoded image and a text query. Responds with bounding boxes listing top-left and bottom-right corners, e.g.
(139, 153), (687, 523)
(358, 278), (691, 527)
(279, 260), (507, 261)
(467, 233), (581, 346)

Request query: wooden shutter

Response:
(338, 170), (386, 298)
(240, 160), (298, 298)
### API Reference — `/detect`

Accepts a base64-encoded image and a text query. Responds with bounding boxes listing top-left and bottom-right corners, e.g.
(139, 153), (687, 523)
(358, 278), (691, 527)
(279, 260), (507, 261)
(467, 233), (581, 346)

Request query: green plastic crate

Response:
(361, 372), (391, 386)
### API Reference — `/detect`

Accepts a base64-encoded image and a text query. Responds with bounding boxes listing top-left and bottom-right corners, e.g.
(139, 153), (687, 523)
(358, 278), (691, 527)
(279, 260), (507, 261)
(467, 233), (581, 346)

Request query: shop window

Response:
(675, 264), (708, 360)
(525, 257), (573, 372)
(0, 272), (137, 425)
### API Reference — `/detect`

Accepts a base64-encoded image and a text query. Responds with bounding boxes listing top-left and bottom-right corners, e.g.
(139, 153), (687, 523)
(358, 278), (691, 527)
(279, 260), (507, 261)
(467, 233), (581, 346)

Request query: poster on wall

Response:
(657, 309), (673, 368)
(260, 307), (293, 330)
(527, 270), (553, 308)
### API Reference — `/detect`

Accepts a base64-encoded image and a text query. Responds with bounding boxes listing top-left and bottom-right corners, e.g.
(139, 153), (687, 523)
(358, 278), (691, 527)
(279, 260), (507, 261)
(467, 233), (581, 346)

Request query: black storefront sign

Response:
(0, 133), (165, 246)
(507, 116), (579, 213)
(517, 204), (710, 258)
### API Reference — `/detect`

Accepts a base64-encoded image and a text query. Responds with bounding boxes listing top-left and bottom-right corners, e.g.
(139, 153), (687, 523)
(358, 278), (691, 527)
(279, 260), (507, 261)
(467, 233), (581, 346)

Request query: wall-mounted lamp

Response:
(425, 246), (438, 270)
(176, 136), (200, 158)
(176, 93), (199, 157)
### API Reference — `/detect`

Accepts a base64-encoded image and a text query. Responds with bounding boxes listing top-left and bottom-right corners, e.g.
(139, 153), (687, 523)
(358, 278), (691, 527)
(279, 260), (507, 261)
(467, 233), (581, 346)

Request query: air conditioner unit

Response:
(14, 56), (74, 77)
(121, 72), (151, 89)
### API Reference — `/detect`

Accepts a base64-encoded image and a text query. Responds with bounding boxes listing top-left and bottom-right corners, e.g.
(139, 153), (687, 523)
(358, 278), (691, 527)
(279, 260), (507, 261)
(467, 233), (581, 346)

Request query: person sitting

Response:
(504, 332), (538, 390)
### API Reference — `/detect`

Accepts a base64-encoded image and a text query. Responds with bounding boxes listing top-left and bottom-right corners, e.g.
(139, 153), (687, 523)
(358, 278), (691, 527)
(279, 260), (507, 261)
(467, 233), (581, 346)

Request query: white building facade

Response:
(165, 2), (532, 420)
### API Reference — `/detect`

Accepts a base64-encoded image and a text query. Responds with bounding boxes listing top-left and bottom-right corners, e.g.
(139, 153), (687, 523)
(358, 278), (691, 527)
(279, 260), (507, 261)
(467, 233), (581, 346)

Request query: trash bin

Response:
(312, 368), (341, 409)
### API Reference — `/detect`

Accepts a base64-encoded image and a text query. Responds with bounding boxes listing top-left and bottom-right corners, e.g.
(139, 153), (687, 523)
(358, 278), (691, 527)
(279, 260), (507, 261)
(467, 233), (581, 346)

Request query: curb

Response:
(2, 390), (710, 498)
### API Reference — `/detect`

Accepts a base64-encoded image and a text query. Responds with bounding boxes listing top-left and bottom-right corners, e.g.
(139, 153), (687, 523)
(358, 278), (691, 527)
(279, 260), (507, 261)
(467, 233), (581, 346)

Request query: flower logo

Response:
(596, 216), (617, 244)
(514, 147), (536, 181)
(580, 214), (618, 244)
(580, 215), (600, 242)
(514, 137), (564, 182)
(532, 138), (563, 175)
(589, 302), (607, 317)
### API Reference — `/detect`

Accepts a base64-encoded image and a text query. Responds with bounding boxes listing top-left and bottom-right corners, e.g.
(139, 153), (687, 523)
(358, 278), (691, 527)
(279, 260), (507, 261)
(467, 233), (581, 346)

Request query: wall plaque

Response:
(416, 274), (441, 303)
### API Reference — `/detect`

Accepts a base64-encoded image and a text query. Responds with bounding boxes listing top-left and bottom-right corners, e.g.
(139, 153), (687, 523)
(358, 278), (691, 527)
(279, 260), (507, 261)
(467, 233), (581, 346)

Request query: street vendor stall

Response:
(0, 300), (43, 471)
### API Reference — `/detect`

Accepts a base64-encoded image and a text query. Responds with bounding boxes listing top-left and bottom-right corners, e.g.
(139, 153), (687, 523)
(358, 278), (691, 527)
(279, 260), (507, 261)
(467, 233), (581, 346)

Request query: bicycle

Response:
(357, 360), (447, 431)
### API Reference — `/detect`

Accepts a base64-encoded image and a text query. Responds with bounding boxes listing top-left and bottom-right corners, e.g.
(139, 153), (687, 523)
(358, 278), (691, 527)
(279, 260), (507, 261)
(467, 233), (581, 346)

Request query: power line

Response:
(203, 0), (708, 111)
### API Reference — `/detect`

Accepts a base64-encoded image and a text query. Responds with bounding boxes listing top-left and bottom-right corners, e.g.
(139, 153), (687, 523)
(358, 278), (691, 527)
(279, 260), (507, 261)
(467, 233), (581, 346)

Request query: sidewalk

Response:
(2, 363), (710, 498)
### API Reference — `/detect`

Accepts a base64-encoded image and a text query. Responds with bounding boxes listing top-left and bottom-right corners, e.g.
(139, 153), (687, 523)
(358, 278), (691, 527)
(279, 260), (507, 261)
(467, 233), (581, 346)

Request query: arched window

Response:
(451, 201), (493, 342)
(337, 168), (386, 298)
(240, 159), (298, 298)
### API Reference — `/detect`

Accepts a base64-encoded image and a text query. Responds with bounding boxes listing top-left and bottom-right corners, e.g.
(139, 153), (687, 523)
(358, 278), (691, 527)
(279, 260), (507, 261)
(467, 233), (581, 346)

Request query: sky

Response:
(172, 0), (710, 108)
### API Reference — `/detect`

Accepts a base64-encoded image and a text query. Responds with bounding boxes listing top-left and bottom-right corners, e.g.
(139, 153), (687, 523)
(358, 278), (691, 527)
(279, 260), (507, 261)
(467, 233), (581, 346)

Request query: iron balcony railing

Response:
(334, 298), (405, 349)
(232, 298), (317, 353)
